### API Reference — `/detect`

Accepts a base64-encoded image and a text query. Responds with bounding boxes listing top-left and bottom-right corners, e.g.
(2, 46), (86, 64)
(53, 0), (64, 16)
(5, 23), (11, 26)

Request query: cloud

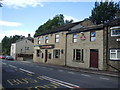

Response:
(0, 20), (22, 27)
(64, 15), (80, 22)
(0, 29), (34, 42)
(2, 0), (44, 8)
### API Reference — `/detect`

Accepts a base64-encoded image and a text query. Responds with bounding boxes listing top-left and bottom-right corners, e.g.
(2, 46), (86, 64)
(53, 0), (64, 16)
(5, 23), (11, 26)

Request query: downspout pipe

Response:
(65, 33), (67, 66)
(106, 26), (120, 72)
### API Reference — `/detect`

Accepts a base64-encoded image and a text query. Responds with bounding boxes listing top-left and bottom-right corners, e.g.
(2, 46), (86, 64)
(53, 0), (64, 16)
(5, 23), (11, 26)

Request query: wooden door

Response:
(45, 50), (48, 63)
(90, 49), (98, 68)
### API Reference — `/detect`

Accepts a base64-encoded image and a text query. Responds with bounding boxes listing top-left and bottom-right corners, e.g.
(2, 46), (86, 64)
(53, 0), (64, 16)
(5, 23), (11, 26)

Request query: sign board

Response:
(40, 45), (54, 49)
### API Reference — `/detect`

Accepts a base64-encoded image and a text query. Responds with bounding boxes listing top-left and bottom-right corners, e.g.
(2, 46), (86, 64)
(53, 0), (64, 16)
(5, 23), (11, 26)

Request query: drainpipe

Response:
(65, 33), (67, 66)
(106, 26), (120, 72)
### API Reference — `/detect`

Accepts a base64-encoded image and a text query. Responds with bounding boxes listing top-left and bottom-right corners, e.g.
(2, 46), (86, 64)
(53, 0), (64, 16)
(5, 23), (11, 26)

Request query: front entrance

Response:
(90, 49), (99, 68)
(45, 50), (48, 63)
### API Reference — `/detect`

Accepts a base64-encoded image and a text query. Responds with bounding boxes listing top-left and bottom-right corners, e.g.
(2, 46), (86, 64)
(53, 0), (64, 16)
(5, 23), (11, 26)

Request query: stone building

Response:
(33, 18), (120, 72)
(33, 19), (93, 65)
(66, 24), (104, 70)
(11, 34), (34, 60)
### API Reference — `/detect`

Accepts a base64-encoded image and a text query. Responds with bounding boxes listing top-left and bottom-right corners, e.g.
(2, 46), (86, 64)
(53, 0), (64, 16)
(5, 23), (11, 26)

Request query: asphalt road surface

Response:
(1, 59), (119, 89)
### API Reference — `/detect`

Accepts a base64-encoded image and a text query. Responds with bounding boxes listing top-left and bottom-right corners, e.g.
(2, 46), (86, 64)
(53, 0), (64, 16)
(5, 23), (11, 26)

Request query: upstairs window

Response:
(45, 36), (48, 44)
(55, 34), (60, 43)
(111, 27), (120, 36)
(38, 38), (41, 44)
(90, 31), (96, 41)
(73, 34), (78, 43)
(110, 49), (120, 60)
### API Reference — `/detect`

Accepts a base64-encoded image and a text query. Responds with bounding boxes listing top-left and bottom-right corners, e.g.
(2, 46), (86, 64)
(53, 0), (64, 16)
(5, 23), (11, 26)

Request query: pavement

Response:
(21, 60), (120, 78)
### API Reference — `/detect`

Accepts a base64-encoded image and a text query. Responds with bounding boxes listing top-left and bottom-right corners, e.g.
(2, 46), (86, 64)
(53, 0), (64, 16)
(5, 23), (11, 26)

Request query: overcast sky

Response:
(0, 0), (118, 42)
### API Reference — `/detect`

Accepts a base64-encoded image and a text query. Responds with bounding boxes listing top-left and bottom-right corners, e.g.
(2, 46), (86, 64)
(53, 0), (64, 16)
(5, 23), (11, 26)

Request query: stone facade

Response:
(33, 18), (120, 72)
(66, 25), (104, 70)
(11, 36), (34, 60)
(33, 31), (67, 65)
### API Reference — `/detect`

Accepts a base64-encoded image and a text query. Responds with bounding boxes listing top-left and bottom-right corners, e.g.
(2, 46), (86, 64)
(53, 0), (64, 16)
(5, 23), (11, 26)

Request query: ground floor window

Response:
(73, 49), (83, 62)
(110, 49), (120, 60)
(53, 49), (60, 58)
(36, 50), (40, 57)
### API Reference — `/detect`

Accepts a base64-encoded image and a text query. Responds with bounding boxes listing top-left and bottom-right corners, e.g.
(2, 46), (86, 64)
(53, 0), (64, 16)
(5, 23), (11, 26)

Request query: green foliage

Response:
(34, 14), (73, 36)
(1, 35), (23, 55)
(90, 1), (119, 24)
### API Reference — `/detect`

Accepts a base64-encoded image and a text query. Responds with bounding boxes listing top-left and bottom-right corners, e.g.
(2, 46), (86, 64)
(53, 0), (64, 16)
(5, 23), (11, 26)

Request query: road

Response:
(1, 59), (119, 89)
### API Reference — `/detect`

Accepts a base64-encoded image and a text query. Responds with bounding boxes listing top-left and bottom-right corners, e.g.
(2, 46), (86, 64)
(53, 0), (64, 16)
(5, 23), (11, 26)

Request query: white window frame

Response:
(110, 49), (120, 60)
(38, 37), (41, 44)
(73, 34), (78, 43)
(111, 26), (120, 37)
(55, 34), (60, 43)
(90, 31), (96, 41)
(45, 36), (48, 44)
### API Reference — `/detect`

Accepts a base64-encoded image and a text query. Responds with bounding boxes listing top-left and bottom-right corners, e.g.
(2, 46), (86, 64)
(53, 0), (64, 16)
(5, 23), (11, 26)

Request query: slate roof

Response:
(67, 24), (104, 35)
(104, 18), (120, 26)
(34, 21), (81, 37)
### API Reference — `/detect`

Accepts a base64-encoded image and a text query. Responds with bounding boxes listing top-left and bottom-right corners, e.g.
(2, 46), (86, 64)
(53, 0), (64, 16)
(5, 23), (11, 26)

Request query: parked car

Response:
(5, 56), (14, 61)
(0, 55), (6, 59)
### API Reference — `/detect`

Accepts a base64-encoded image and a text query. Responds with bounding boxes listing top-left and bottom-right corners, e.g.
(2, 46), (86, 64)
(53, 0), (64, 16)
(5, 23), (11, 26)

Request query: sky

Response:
(0, 0), (118, 42)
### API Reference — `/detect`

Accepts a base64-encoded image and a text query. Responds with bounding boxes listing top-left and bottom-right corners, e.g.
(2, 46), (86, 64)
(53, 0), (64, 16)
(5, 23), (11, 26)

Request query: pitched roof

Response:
(67, 24), (104, 35)
(34, 22), (81, 37)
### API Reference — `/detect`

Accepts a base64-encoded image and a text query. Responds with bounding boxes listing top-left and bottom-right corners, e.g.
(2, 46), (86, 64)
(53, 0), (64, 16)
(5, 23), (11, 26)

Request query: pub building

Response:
(33, 19), (93, 65)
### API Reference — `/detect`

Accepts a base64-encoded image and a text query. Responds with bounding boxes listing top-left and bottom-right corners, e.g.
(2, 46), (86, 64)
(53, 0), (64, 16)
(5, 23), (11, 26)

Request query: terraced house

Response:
(33, 19), (93, 65)
(33, 18), (120, 72)
(66, 18), (120, 72)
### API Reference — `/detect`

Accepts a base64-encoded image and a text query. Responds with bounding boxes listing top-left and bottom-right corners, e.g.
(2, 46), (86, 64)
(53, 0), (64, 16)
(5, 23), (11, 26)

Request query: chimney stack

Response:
(28, 34), (31, 37)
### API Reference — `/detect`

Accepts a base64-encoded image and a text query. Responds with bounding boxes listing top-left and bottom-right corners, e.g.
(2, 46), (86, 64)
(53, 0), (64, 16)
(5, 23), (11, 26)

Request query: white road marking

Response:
(19, 68), (35, 74)
(48, 68), (53, 70)
(41, 76), (80, 88)
(42, 67), (47, 68)
(67, 71), (75, 74)
(100, 77), (109, 80)
(2, 62), (6, 65)
(9, 65), (17, 68)
(81, 74), (91, 77)
(58, 70), (64, 72)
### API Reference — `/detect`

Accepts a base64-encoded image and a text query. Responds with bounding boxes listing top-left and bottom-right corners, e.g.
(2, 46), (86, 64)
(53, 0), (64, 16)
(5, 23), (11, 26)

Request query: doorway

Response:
(90, 49), (99, 68)
(45, 50), (48, 63)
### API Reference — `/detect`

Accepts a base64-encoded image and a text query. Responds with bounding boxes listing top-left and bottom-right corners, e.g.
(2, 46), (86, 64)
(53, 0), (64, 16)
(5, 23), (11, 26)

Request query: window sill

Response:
(72, 60), (84, 63)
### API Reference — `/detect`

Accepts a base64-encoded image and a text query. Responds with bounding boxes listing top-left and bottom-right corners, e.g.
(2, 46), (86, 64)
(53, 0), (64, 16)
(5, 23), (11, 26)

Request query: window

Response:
(42, 53), (44, 58)
(111, 28), (120, 36)
(45, 36), (48, 43)
(73, 34), (78, 43)
(49, 53), (52, 59)
(73, 49), (83, 62)
(90, 31), (96, 41)
(36, 50), (40, 57)
(110, 49), (120, 60)
(53, 49), (60, 58)
(25, 47), (29, 50)
(55, 34), (60, 43)
(38, 38), (41, 44)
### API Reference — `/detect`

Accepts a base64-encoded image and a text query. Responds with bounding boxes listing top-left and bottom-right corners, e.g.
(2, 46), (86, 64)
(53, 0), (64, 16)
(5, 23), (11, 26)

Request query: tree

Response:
(1, 35), (23, 55)
(90, 1), (119, 24)
(34, 14), (73, 36)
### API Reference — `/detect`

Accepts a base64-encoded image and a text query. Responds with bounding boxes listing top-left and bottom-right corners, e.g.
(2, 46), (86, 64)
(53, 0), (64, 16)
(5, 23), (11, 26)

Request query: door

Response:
(90, 49), (98, 68)
(45, 50), (48, 63)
